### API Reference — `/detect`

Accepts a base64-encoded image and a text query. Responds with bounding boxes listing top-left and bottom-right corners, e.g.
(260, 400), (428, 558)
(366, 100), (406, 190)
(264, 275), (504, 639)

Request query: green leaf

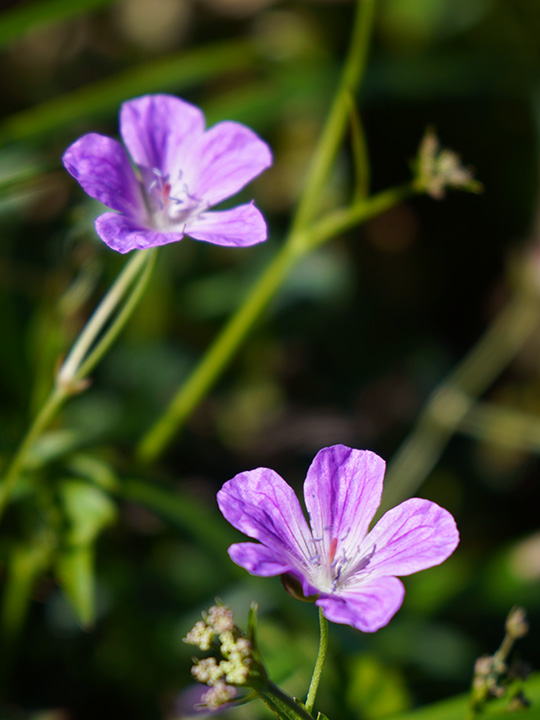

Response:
(1, 539), (53, 653)
(65, 453), (118, 492)
(55, 544), (94, 627)
(25, 430), (82, 470)
(59, 479), (116, 547)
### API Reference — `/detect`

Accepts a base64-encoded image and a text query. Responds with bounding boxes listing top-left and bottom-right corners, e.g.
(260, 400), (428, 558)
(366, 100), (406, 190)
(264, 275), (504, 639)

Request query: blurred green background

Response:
(0, 0), (539, 718)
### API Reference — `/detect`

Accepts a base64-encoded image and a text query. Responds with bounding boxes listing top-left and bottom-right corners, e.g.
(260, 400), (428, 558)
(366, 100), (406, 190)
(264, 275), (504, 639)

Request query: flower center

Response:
(309, 534), (375, 594)
(144, 168), (204, 230)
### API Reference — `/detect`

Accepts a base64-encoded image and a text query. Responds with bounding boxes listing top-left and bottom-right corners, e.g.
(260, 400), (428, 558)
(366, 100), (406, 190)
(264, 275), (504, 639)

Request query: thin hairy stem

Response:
(305, 607), (329, 715)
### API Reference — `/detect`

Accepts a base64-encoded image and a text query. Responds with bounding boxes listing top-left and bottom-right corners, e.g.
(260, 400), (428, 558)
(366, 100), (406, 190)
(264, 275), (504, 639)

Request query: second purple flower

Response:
(63, 94), (272, 253)
(217, 444), (460, 633)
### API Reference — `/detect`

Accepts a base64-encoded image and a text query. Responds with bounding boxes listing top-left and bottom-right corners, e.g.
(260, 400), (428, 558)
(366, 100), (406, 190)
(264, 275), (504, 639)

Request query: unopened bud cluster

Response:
(184, 605), (254, 709)
(414, 128), (482, 200)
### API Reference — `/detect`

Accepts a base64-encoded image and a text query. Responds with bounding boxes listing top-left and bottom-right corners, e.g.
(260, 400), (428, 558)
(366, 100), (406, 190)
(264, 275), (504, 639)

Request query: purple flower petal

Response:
(316, 576), (405, 633)
(228, 542), (292, 577)
(358, 498), (460, 579)
(120, 94), (204, 176)
(303, 446), (385, 566)
(95, 212), (182, 253)
(62, 133), (144, 216)
(217, 468), (313, 572)
(183, 121), (272, 207)
(185, 203), (267, 247)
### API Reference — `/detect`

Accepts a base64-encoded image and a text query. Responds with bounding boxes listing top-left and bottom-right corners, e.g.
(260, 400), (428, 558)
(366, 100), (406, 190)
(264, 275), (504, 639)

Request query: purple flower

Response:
(217, 445), (459, 633)
(62, 94), (272, 253)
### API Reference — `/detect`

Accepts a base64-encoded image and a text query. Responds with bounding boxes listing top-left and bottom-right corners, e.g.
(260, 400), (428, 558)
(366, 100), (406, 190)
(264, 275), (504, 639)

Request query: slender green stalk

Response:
(305, 608), (329, 715)
(380, 289), (540, 514)
(0, 249), (157, 521)
(75, 249), (156, 380)
(137, 184), (412, 463)
(57, 249), (151, 387)
(0, 387), (65, 519)
(347, 93), (371, 202)
(292, 0), (376, 232)
(136, 0), (385, 462)
(137, 240), (304, 462)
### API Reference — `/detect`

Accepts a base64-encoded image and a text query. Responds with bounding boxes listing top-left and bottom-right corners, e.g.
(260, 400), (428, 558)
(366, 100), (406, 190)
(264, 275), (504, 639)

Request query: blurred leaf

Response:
(0, 40), (258, 145)
(1, 539), (53, 651)
(0, 0), (113, 49)
(55, 544), (94, 627)
(26, 429), (83, 470)
(346, 655), (411, 720)
(59, 479), (116, 546)
(55, 480), (115, 626)
(385, 673), (540, 720)
(65, 453), (118, 492)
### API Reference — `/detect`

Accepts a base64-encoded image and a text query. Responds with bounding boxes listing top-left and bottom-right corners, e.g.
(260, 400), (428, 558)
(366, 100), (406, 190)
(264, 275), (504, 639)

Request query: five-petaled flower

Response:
(217, 444), (459, 633)
(62, 94), (272, 253)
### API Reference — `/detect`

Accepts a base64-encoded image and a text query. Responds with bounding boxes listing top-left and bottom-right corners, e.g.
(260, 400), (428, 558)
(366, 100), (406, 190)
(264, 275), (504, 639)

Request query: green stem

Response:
(0, 249), (157, 521)
(57, 249), (151, 387)
(0, 387), (65, 520)
(258, 682), (315, 720)
(292, 0), (376, 232)
(305, 607), (329, 715)
(75, 248), (156, 381)
(137, 239), (304, 462)
(136, 0), (381, 463)
(137, 184), (413, 463)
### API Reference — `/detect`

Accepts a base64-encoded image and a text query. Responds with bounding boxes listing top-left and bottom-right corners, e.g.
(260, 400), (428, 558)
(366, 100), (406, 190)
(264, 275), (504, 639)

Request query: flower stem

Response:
(136, 184), (413, 463)
(57, 249), (153, 387)
(75, 248), (156, 381)
(305, 607), (329, 716)
(135, 0), (382, 463)
(137, 239), (304, 462)
(0, 387), (65, 519)
(0, 249), (156, 522)
(292, 0), (376, 232)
